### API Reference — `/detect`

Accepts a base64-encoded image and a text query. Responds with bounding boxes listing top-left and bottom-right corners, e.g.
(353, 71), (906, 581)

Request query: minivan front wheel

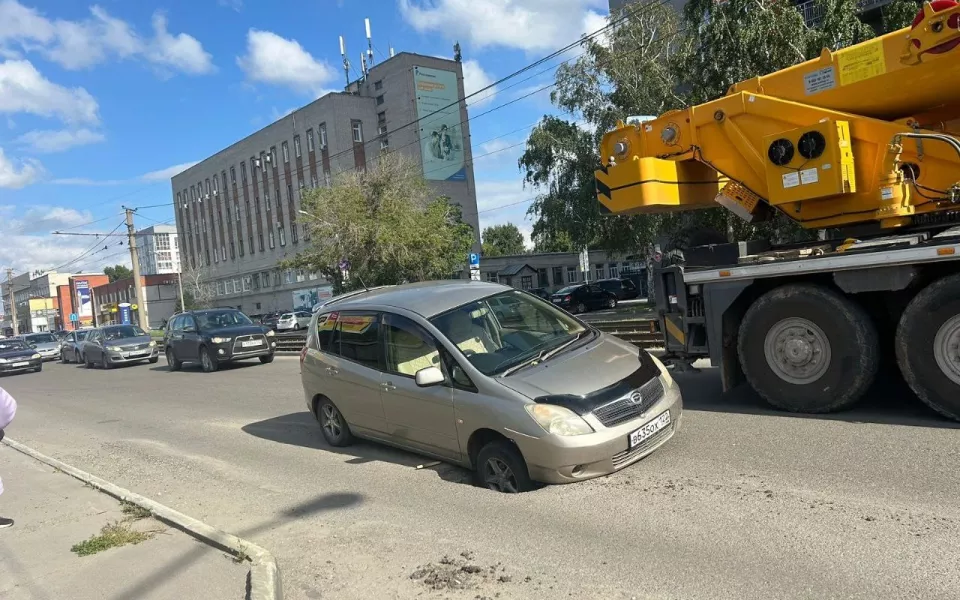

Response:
(476, 440), (533, 493)
(316, 398), (353, 447)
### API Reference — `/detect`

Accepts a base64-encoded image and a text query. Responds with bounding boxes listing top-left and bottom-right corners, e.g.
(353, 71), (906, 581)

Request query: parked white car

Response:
(276, 311), (312, 331)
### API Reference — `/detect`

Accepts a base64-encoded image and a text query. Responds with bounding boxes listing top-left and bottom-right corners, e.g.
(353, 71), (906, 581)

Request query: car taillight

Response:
(564, 295), (571, 302)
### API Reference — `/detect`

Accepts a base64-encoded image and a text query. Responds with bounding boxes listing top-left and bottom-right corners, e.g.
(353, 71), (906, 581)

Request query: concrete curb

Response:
(1, 437), (283, 600)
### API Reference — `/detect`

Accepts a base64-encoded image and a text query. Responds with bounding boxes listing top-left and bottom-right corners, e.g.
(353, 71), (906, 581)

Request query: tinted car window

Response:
(383, 314), (440, 377)
(103, 326), (146, 340)
(316, 314), (337, 353)
(0, 340), (28, 351)
(622, 279), (637, 289)
(334, 312), (379, 369)
(195, 310), (253, 329)
(26, 333), (56, 344)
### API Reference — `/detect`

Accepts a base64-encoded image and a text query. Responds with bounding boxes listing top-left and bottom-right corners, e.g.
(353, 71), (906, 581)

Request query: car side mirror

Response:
(415, 366), (445, 387)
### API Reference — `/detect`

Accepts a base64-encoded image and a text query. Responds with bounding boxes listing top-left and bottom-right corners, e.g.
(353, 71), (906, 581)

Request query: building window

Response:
(255, 197), (260, 216)
(306, 129), (314, 152)
(377, 111), (385, 123)
(278, 226), (286, 246)
(311, 174), (318, 188)
(352, 120), (363, 142)
(379, 139), (389, 151)
(258, 234), (265, 252)
(233, 278), (242, 293)
(309, 271), (318, 280)
(238, 238), (244, 256)
(282, 141), (289, 162)
(221, 247), (226, 261)
(205, 179), (211, 196)
(284, 270), (294, 284)
(374, 80), (383, 90)
(486, 272), (498, 283)
(537, 268), (547, 287)
(190, 185), (196, 201)
(296, 269), (305, 282)
(212, 175), (219, 194)
(176, 191), (181, 207)
(230, 241), (235, 259)
(265, 190), (271, 211)
(225, 279), (234, 294)
(552, 266), (563, 286)
(252, 274), (260, 290)
(269, 230), (275, 249)
(292, 222), (299, 243)
(294, 135), (301, 158)
(566, 266), (577, 283)
(243, 276), (252, 292)
(378, 124), (388, 135)
(323, 171), (330, 187)
(319, 123), (327, 148)
(270, 146), (277, 167)
(521, 276), (533, 290)
(595, 264), (604, 281)
(240, 162), (247, 184)
(217, 281), (225, 295)
(260, 151), (267, 172)
(235, 203), (241, 221)
(250, 235), (255, 254)
(608, 263), (620, 278)
(376, 94), (384, 105)
(286, 184), (293, 204)
(273, 270), (281, 287)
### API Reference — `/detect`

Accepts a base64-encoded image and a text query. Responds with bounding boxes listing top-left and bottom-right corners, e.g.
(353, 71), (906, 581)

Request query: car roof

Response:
(320, 280), (513, 318)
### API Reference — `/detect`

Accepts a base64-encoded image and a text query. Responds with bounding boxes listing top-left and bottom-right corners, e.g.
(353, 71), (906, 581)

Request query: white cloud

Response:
(0, 1), (214, 75)
(0, 59), (100, 124)
(474, 179), (536, 249)
(218, 0), (243, 11)
(0, 146), (41, 188)
(146, 13), (214, 75)
(18, 205), (94, 233)
(237, 29), (337, 94)
(140, 161), (198, 182)
(16, 128), (105, 153)
(400, 0), (608, 52)
(461, 59), (496, 107)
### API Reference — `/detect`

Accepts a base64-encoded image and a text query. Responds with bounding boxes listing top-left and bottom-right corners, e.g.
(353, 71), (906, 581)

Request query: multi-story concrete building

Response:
(92, 275), (180, 329)
(136, 225), (181, 276)
(171, 52), (480, 315)
(1, 271), (77, 333)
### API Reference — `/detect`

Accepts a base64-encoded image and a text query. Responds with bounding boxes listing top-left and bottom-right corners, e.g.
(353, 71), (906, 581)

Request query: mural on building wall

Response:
(292, 285), (333, 312)
(413, 66), (466, 182)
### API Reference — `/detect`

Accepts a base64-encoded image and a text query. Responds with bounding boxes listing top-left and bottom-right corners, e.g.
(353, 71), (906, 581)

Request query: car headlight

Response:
(650, 353), (674, 388)
(31, 354), (41, 359)
(210, 337), (231, 344)
(525, 404), (594, 436)
(0, 358), (7, 364)
(108, 346), (123, 352)
(148, 340), (157, 347)
(265, 330), (275, 337)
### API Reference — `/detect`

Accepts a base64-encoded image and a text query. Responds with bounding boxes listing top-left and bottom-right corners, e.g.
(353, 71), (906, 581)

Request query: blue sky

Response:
(0, 0), (609, 274)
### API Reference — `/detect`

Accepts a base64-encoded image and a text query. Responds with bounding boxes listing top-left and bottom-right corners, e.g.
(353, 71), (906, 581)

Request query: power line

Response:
(52, 221), (126, 272)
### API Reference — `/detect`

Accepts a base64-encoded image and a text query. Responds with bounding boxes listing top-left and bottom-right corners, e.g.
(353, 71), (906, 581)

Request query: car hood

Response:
(202, 325), (268, 337)
(104, 335), (152, 346)
(30, 342), (60, 351)
(0, 348), (37, 360)
(496, 334), (662, 415)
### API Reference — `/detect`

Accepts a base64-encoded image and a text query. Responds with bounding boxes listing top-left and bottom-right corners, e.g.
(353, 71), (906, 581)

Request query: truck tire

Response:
(895, 274), (960, 421)
(738, 283), (879, 413)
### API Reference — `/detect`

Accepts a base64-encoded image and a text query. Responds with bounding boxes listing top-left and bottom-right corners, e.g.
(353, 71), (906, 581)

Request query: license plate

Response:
(127, 351), (149, 357)
(12, 361), (29, 367)
(628, 410), (671, 448)
(242, 340), (262, 347)
(552, 298), (561, 303)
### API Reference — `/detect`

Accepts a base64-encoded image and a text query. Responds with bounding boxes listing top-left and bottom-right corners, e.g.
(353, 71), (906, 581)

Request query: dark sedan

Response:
(164, 308), (276, 372)
(550, 284), (618, 313)
(595, 277), (640, 300)
(0, 338), (43, 375)
(83, 325), (159, 369)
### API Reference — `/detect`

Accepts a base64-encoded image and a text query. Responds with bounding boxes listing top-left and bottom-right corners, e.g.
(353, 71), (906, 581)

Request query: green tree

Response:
(881, 0), (921, 32)
(103, 264), (133, 282)
(288, 153), (475, 293)
(481, 223), (526, 257)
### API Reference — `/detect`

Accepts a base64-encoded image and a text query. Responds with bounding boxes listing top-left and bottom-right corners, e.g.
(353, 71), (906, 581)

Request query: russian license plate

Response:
(12, 361), (29, 367)
(242, 340), (262, 348)
(628, 410), (671, 448)
(552, 298), (561, 303)
(127, 351), (148, 357)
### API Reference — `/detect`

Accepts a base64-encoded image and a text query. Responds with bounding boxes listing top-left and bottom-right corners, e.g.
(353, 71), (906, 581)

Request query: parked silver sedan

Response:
(21, 332), (62, 361)
(83, 325), (159, 369)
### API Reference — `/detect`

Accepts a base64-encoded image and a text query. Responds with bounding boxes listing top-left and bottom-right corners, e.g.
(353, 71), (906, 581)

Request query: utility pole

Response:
(5, 268), (17, 336)
(123, 207), (148, 330)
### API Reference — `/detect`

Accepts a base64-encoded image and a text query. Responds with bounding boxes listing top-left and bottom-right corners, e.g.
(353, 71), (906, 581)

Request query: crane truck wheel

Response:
(737, 283), (879, 414)
(895, 274), (960, 421)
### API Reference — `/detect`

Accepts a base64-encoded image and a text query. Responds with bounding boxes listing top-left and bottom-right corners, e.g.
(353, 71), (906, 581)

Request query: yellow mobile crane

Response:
(596, 2), (960, 420)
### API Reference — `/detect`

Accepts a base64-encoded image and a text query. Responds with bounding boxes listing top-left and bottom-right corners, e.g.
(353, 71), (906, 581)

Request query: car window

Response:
(77, 330), (89, 341)
(430, 291), (587, 376)
(555, 285), (578, 295)
(0, 339), (28, 351)
(332, 312), (380, 369)
(383, 313), (441, 377)
(622, 279), (636, 289)
(26, 333), (56, 344)
(103, 326), (146, 340)
(316, 313), (337, 353)
(195, 310), (252, 329)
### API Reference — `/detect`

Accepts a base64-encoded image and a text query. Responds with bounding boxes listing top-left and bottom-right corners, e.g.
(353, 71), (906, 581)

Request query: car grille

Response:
(232, 334), (267, 353)
(121, 342), (151, 351)
(611, 421), (673, 470)
(592, 376), (665, 428)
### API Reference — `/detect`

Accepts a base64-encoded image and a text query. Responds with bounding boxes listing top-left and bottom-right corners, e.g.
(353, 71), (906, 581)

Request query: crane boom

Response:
(595, 1), (960, 231)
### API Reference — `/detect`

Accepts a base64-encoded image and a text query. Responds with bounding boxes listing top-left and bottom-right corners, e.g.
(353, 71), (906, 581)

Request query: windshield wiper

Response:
(499, 331), (586, 377)
(540, 331), (585, 362)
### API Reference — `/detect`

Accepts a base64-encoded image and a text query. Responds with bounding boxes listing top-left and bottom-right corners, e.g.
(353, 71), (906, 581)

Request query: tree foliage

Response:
(288, 153), (475, 294)
(103, 264), (133, 283)
(882, 0), (921, 32)
(481, 223), (526, 257)
(179, 265), (213, 310)
(520, 0), (892, 256)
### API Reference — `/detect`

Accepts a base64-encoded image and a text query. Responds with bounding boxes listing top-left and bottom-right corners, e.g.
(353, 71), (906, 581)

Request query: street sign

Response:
(470, 270), (481, 281)
(469, 253), (480, 267)
(69, 313), (79, 322)
(653, 251), (663, 263)
(579, 248), (590, 280)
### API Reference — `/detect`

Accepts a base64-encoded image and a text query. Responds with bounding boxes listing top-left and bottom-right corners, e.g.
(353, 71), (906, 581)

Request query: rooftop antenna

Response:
(360, 52), (367, 79)
(390, 45), (395, 58)
(339, 35), (350, 87)
(365, 18), (374, 67)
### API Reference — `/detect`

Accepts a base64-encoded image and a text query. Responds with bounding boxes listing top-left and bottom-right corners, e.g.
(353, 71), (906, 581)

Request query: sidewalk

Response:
(0, 443), (247, 600)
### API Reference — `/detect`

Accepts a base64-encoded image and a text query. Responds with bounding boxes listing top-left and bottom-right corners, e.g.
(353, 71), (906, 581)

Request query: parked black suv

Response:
(164, 309), (276, 372)
(595, 277), (640, 300)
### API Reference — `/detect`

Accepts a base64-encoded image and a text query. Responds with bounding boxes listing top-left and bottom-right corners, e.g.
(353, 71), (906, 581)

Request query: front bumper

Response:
(38, 349), (61, 361)
(515, 377), (683, 485)
(105, 347), (160, 364)
(211, 339), (277, 362)
(0, 358), (42, 373)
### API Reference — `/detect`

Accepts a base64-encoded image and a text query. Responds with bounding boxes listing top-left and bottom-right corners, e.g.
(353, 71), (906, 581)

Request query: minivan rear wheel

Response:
(316, 398), (354, 447)
(476, 440), (533, 493)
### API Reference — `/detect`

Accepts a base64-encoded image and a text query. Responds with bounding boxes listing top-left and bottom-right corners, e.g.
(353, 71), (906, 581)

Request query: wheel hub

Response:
(934, 315), (960, 386)
(763, 318), (832, 385)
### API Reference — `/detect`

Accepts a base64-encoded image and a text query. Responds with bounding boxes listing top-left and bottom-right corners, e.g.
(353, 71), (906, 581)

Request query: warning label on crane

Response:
(837, 39), (886, 86)
(804, 66), (836, 95)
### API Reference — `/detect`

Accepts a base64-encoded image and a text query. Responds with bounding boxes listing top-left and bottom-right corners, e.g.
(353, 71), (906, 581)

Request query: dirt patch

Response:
(409, 551), (525, 592)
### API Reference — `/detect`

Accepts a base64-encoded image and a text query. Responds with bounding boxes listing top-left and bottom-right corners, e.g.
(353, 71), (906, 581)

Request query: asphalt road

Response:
(2, 357), (958, 600)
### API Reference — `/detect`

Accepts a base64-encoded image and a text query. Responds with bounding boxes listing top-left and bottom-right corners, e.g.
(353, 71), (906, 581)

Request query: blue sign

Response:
(118, 303), (132, 325)
(469, 253), (480, 266)
(69, 313), (79, 322)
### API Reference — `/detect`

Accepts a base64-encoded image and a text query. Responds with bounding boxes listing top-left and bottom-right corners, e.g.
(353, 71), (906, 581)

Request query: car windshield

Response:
(280, 313), (293, 319)
(103, 326), (146, 340)
(76, 330), (90, 341)
(0, 340), (28, 351)
(25, 333), (56, 344)
(430, 290), (588, 376)
(196, 310), (253, 329)
(554, 286), (580, 295)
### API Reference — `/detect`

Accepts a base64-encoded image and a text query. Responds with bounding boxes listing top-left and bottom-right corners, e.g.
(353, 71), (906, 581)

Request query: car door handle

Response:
(326, 367), (339, 375)
(381, 382), (396, 391)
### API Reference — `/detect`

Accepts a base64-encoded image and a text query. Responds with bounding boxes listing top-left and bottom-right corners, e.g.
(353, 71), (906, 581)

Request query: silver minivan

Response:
(300, 280), (682, 493)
